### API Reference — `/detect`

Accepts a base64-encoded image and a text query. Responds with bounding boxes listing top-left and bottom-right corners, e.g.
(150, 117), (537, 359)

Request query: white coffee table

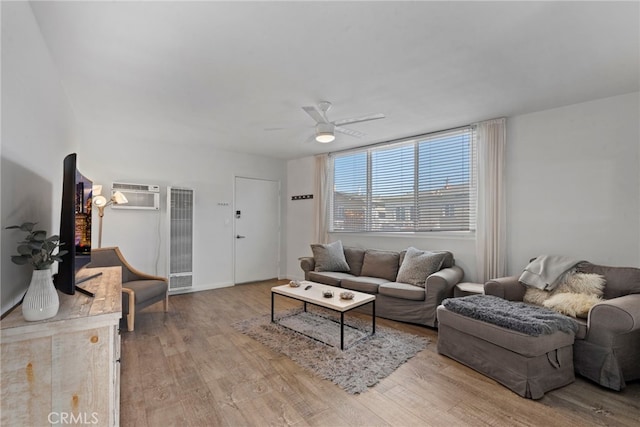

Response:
(271, 281), (376, 350)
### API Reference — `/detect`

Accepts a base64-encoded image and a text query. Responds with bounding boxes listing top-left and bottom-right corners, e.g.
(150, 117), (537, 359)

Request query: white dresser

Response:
(1, 267), (122, 426)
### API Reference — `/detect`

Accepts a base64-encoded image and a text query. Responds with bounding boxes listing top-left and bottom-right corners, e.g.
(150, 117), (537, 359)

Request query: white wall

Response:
(285, 92), (640, 283)
(78, 130), (287, 291)
(285, 157), (316, 281)
(1, 2), (78, 314)
(506, 92), (640, 273)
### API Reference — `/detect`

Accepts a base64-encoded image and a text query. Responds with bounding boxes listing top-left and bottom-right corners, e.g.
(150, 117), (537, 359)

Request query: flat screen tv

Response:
(55, 153), (100, 296)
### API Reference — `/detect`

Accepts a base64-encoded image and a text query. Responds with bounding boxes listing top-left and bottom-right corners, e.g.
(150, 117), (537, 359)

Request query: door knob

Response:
(236, 235), (246, 239)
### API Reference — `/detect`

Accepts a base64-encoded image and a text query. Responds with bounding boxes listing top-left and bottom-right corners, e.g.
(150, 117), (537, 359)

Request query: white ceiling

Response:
(29, 1), (639, 160)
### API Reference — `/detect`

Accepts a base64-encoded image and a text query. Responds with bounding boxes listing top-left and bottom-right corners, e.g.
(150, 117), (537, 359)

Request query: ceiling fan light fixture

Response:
(301, 102), (385, 144)
(315, 132), (335, 143)
(315, 123), (335, 143)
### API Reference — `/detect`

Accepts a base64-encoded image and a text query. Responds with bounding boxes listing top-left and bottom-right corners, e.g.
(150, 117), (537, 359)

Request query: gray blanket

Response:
(519, 255), (583, 290)
(442, 295), (579, 336)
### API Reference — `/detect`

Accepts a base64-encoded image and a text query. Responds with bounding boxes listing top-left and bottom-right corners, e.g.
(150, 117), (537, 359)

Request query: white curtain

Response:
(313, 154), (330, 244)
(475, 118), (507, 282)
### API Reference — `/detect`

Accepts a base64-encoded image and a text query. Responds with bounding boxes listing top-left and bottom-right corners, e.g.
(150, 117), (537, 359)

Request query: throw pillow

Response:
(310, 240), (350, 272)
(396, 247), (447, 287)
(543, 292), (602, 318)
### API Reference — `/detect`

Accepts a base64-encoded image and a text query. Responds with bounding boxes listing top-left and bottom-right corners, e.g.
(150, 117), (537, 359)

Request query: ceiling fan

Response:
(301, 101), (385, 143)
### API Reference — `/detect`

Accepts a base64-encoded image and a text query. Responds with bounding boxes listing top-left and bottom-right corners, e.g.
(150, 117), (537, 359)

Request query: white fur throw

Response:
(561, 272), (606, 295)
(543, 293), (603, 318)
(523, 272), (605, 318)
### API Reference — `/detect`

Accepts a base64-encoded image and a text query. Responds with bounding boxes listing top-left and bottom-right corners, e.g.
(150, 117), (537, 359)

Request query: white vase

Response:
(22, 269), (59, 321)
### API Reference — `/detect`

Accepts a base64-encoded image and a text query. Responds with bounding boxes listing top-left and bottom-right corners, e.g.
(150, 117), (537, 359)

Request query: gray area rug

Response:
(233, 308), (428, 394)
(277, 311), (368, 349)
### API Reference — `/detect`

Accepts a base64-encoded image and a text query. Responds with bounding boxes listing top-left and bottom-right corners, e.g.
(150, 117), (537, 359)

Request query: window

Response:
(330, 127), (476, 232)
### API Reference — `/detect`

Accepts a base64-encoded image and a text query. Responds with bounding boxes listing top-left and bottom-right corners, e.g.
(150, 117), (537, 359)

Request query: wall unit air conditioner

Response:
(111, 182), (160, 210)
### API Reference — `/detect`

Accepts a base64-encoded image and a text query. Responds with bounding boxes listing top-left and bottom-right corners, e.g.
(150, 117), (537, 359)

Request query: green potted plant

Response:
(6, 222), (68, 321)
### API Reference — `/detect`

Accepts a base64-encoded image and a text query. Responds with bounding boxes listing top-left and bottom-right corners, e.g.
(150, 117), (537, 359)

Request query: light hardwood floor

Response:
(120, 279), (640, 426)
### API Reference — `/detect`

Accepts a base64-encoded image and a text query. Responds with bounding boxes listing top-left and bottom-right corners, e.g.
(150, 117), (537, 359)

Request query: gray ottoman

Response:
(436, 305), (576, 399)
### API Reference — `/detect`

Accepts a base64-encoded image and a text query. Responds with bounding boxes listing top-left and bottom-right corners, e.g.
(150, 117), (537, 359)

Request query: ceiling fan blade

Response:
(333, 113), (385, 127)
(264, 124), (314, 132)
(302, 105), (328, 124)
(335, 126), (365, 138)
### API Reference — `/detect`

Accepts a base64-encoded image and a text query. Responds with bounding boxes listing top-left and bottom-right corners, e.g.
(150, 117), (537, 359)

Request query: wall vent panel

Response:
(168, 187), (194, 292)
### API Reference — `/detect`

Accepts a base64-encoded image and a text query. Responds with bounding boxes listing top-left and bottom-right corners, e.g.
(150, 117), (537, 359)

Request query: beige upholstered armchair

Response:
(88, 247), (168, 331)
(485, 262), (640, 391)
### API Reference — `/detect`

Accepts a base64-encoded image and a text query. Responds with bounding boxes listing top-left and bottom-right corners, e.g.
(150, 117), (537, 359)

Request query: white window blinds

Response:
(331, 127), (476, 232)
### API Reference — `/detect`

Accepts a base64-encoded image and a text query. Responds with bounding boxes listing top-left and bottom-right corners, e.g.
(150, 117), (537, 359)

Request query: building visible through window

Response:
(330, 127), (476, 233)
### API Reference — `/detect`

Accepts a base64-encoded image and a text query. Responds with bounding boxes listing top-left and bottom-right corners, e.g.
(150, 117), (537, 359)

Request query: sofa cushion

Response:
(341, 276), (389, 294)
(344, 247), (366, 276)
(122, 279), (168, 312)
(308, 271), (355, 287)
(310, 240), (350, 272)
(379, 282), (426, 301)
(396, 247), (447, 287)
(576, 262), (640, 299)
(440, 251), (455, 269)
(360, 250), (400, 281)
(573, 317), (587, 340)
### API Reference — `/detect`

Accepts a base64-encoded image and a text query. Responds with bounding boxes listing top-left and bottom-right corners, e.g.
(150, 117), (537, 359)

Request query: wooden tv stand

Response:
(1, 267), (122, 426)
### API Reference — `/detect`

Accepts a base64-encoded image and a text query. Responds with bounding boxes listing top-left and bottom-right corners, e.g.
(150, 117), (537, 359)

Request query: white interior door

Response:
(234, 177), (280, 284)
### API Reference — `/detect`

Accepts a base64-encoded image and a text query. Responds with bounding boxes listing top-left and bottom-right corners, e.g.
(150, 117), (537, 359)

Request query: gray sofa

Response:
(300, 246), (464, 327)
(485, 262), (640, 391)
